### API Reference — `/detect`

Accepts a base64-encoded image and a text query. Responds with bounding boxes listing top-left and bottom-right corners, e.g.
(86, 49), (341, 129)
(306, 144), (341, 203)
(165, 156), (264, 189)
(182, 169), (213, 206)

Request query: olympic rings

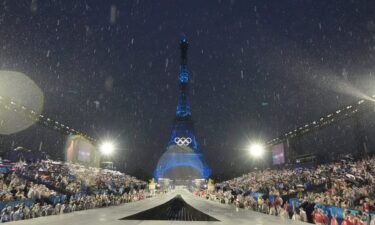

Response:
(174, 137), (192, 146)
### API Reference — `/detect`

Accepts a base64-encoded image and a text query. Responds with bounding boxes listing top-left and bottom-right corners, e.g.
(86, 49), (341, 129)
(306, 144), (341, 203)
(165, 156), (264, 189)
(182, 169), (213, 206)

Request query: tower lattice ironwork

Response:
(153, 35), (211, 180)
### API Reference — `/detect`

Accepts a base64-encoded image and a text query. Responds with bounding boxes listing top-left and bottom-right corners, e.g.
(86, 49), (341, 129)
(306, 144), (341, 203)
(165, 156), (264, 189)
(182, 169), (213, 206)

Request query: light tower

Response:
(153, 35), (211, 181)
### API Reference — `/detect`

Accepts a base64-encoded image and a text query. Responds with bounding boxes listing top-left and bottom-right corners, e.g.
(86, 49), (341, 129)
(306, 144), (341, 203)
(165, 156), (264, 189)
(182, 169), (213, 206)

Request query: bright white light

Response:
(249, 143), (265, 158)
(0, 71), (44, 135)
(100, 142), (115, 156)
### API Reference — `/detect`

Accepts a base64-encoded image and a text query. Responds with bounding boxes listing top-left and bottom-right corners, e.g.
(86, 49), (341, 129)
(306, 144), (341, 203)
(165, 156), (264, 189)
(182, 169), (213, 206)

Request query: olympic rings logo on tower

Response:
(174, 137), (192, 146)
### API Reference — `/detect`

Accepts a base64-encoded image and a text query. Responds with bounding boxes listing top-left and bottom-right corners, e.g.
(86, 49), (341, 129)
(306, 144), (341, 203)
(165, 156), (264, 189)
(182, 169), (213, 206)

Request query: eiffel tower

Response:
(153, 35), (211, 181)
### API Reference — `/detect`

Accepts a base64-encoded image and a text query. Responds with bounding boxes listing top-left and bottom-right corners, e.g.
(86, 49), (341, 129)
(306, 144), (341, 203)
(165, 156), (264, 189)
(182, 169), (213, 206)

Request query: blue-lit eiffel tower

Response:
(153, 35), (211, 181)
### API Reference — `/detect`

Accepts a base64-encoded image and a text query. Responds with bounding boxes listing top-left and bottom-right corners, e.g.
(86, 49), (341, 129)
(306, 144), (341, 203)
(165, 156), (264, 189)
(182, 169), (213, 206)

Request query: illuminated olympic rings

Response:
(174, 137), (192, 146)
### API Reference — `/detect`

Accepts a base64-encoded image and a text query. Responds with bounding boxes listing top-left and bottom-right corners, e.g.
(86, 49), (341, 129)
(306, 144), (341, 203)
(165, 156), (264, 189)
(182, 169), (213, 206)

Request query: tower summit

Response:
(153, 35), (211, 181)
(176, 35), (191, 118)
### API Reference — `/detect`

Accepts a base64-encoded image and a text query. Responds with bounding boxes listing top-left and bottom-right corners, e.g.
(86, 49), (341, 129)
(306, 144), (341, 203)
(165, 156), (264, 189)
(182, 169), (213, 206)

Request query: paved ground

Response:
(7, 190), (307, 225)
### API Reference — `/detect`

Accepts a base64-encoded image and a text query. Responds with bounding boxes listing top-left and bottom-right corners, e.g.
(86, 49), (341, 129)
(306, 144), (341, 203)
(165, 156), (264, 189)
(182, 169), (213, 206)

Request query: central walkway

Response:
(7, 189), (307, 225)
(121, 194), (219, 221)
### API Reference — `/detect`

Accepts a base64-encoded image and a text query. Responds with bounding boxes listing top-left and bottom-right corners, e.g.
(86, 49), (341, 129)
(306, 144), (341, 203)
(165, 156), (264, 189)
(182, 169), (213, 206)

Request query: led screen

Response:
(76, 141), (92, 162)
(272, 143), (285, 165)
(66, 135), (96, 164)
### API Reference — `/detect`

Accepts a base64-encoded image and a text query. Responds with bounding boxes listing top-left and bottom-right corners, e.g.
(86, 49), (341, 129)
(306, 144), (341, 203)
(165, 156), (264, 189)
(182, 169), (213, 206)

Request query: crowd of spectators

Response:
(16, 161), (145, 195)
(0, 160), (149, 223)
(0, 190), (149, 222)
(0, 171), (57, 202)
(196, 156), (375, 225)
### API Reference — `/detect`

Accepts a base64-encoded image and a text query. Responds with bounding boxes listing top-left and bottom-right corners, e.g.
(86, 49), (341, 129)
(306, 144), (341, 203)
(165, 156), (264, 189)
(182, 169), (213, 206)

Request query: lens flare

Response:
(100, 141), (115, 156)
(249, 143), (265, 158)
(0, 71), (44, 134)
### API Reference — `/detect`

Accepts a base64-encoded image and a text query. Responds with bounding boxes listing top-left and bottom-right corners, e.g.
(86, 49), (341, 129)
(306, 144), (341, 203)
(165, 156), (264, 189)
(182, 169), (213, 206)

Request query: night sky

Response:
(1, 0), (375, 179)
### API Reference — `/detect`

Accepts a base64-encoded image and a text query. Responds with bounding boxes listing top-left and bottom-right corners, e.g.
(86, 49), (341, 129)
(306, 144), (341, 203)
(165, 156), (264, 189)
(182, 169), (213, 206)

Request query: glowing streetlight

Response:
(248, 143), (265, 158)
(100, 141), (115, 156)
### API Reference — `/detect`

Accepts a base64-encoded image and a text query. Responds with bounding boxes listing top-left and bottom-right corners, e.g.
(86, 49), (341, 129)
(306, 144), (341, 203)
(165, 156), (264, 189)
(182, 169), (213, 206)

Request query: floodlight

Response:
(249, 143), (265, 158)
(100, 141), (115, 156)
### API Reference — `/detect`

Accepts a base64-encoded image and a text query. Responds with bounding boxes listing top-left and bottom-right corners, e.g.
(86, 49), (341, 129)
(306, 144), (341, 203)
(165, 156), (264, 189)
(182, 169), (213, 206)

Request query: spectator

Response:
(0, 159), (149, 223)
(197, 156), (375, 225)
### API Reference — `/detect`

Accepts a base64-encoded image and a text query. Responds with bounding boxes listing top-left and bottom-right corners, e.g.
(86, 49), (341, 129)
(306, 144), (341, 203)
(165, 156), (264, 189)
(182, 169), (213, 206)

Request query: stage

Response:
(8, 190), (306, 225)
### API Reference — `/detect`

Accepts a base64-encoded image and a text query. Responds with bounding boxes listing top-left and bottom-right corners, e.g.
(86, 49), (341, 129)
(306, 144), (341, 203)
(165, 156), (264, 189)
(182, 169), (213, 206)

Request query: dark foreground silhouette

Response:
(120, 194), (219, 221)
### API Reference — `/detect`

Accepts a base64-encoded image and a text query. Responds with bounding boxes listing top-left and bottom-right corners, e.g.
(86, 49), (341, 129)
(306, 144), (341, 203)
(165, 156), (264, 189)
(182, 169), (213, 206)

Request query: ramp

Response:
(120, 194), (219, 221)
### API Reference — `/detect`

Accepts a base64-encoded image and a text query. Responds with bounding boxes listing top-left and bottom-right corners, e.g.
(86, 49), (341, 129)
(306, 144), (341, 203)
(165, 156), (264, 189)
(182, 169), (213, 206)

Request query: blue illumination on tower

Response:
(176, 35), (191, 118)
(154, 35), (211, 180)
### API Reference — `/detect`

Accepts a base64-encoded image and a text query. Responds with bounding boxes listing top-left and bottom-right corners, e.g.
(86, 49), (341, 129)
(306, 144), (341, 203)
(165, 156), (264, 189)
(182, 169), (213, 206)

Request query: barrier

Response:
(0, 199), (35, 211)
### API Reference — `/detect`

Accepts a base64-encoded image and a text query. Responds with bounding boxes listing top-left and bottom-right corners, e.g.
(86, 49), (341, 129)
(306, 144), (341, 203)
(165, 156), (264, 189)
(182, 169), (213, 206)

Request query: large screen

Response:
(66, 135), (98, 165)
(76, 140), (92, 162)
(272, 143), (285, 165)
